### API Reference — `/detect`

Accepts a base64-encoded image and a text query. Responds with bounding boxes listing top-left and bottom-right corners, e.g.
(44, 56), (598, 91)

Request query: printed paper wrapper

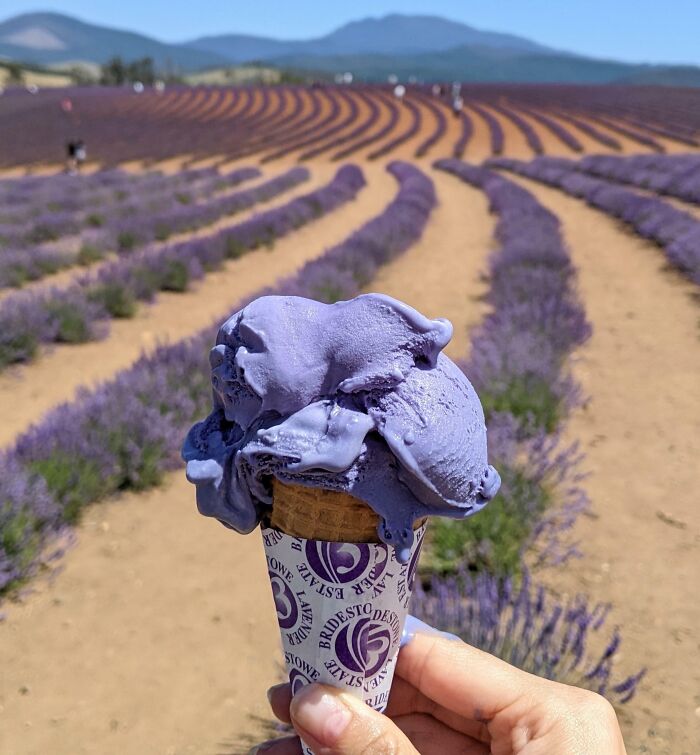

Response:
(262, 523), (426, 755)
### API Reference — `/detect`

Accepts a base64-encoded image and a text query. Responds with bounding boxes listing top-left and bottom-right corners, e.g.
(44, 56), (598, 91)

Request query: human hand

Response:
(253, 618), (627, 754)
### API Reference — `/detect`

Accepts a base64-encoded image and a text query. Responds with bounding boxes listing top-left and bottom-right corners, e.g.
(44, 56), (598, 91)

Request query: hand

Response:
(254, 622), (627, 754)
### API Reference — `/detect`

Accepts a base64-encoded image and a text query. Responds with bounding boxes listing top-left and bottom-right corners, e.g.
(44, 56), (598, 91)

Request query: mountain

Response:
(0, 12), (227, 70)
(0, 11), (698, 86)
(271, 45), (699, 85)
(186, 14), (556, 63)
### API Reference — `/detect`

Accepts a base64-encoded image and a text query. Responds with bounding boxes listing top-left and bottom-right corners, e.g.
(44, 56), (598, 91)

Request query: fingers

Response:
(249, 735), (302, 754)
(395, 631), (530, 722)
(386, 676), (491, 743)
(268, 682), (293, 724)
(392, 713), (490, 755)
(289, 683), (420, 755)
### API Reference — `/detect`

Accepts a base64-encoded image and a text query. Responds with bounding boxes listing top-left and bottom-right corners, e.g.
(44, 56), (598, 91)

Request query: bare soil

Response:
(511, 175), (700, 754)
(0, 162), (398, 448)
(0, 150), (698, 755)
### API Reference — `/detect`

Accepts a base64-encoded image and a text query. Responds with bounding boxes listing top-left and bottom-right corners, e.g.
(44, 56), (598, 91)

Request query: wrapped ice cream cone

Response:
(182, 294), (502, 754)
(262, 481), (426, 754)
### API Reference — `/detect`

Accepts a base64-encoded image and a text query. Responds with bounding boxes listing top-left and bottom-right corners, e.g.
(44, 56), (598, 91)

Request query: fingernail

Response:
(266, 682), (285, 704)
(400, 614), (462, 647)
(291, 684), (352, 744)
(248, 742), (273, 754)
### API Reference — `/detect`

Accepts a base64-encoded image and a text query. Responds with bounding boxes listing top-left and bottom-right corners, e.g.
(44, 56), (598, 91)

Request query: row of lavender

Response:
(0, 160), (433, 597)
(557, 153), (700, 205)
(0, 166), (270, 289)
(0, 165), (247, 244)
(488, 156), (700, 284)
(0, 164), (223, 214)
(0, 159), (643, 704)
(4, 84), (700, 168)
(420, 159), (642, 703)
(433, 159), (591, 572)
(0, 165), (360, 369)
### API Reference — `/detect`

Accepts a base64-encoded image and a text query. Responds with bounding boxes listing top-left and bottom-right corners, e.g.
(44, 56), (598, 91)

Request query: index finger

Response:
(395, 632), (534, 721)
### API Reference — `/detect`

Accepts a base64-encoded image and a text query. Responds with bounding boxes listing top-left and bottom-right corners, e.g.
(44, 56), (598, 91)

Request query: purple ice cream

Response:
(183, 293), (500, 562)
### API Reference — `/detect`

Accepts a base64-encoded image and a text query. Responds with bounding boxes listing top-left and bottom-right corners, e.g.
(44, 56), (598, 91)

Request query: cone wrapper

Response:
(262, 523), (426, 755)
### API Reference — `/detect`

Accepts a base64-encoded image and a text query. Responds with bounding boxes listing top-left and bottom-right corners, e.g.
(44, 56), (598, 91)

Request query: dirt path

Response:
(363, 165), (494, 360)
(510, 174), (700, 754)
(0, 160), (496, 755)
(0, 162), (398, 448)
(0, 474), (281, 755)
(0, 165), (303, 303)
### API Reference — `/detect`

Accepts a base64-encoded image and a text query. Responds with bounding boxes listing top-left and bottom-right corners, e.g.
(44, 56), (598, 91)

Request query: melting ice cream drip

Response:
(183, 293), (501, 561)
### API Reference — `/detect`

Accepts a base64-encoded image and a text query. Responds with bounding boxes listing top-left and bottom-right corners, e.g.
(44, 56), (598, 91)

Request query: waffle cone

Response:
(268, 479), (382, 542)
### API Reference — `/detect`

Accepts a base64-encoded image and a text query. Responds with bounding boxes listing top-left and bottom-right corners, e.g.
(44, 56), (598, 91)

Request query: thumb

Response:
(290, 683), (419, 755)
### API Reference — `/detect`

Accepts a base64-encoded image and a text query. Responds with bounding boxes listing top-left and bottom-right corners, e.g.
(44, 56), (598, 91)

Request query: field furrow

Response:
(362, 167), (493, 359)
(509, 174), (700, 753)
(0, 163), (397, 447)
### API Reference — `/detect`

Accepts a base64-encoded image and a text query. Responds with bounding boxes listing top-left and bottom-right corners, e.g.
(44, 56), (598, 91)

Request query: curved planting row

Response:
(509, 104), (584, 153)
(485, 101), (544, 155)
(88, 166), (299, 254)
(261, 88), (349, 162)
(3, 85), (700, 168)
(0, 161), (434, 598)
(469, 102), (505, 155)
(576, 153), (700, 205)
(582, 112), (664, 152)
(331, 88), (400, 161)
(452, 109), (474, 158)
(0, 167), (263, 289)
(298, 88), (379, 161)
(426, 158), (643, 704)
(434, 158), (591, 571)
(412, 92), (448, 158)
(548, 109), (622, 151)
(0, 165), (220, 213)
(490, 156), (700, 284)
(367, 97), (422, 160)
(0, 165), (368, 369)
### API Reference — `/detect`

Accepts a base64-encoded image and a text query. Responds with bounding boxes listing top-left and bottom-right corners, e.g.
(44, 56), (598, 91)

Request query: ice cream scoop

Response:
(183, 293), (500, 562)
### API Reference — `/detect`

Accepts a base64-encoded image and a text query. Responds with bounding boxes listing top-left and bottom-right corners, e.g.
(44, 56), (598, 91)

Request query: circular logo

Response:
(289, 667), (314, 695)
(305, 542), (372, 584)
(335, 617), (393, 677)
(269, 569), (299, 629)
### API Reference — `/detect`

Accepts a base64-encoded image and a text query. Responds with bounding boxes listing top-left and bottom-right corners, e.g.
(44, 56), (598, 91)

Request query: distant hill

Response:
(0, 12), (227, 70)
(271, 46), (700, 86)
(1, 10), (699, 86)
(186, 14), (555, 63)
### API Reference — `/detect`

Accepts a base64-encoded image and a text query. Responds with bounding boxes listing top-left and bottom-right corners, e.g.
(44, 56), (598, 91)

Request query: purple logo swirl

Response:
(335, 617), (392, 677)
(305, 542), (372, 584)
(269, 570), (298, 630)
(289, 668), (313, 696)
(405, 534), (423, 593)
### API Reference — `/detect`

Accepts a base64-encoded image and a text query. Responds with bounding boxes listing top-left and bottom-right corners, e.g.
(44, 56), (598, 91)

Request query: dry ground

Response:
(0, 146), (698, 754)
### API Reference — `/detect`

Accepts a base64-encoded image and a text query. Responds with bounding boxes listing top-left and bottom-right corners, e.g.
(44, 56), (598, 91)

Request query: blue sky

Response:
(5, 1), (699, 65)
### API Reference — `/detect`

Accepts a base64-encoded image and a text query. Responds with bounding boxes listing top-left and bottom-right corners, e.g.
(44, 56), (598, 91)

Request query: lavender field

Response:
(0, 79), (698, 754)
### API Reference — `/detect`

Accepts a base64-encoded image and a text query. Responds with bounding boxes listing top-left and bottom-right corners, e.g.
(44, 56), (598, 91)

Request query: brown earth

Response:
(507, 174), (700, 754)
(0, 162), (398, 448)
(0, 126), (699, 754)
(0, 162), (496, 754)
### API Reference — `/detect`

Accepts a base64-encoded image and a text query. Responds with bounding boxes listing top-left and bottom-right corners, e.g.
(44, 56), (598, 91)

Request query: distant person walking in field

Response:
(452, 95), (464, 117)
(66, 139), (87, 174)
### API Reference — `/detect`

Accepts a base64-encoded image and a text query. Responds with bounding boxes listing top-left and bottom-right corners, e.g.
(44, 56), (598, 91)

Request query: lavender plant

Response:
(432, 159), (591, 574)
(411, 569), (645, 704)
(0, 161), (433, 597)
(0, 165), (364, 370)
(489, 156), (700, 284)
